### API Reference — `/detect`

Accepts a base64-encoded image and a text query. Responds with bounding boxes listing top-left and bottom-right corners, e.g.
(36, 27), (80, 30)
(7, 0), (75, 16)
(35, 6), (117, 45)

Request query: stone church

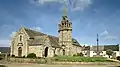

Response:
(10, 12), (82, 57)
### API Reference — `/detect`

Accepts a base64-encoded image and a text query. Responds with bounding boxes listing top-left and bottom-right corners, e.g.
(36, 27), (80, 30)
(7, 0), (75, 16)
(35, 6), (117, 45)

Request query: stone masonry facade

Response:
(10, 14), (82, 57)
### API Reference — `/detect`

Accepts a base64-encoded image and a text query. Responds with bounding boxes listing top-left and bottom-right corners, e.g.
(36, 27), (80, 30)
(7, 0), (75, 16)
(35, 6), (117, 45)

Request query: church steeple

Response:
(58, 7), (72, 56)
(58, 7), (72, 32)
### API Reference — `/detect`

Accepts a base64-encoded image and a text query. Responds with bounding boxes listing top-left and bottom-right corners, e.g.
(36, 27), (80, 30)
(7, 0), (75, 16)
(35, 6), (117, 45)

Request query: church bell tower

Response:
(58, 8), (72, 56)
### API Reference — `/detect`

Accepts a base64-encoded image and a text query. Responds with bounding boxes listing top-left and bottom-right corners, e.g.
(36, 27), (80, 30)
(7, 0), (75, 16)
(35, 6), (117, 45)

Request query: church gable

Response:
(12, 27), (29, 44)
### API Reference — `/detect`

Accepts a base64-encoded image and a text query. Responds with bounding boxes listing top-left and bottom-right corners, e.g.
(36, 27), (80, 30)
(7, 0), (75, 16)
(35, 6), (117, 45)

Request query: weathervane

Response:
(63, 8), (67, 16)
(63, 0), (67, 16)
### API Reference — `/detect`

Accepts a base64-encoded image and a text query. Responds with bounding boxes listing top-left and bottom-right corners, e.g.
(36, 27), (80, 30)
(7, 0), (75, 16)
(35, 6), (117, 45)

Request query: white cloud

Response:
(9, 31), (16, 38)
(70, 0), (92, 12)
(100, 30), (108, 36)
(100, 30), (118, 41)
(31, 0), (92, 11)
(30, 27), (42, 32)
(103, 36), (118, 40)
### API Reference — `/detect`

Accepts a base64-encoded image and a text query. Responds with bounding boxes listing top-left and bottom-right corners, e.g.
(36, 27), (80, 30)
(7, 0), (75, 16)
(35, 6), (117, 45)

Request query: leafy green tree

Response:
(106, 49), (113, 58)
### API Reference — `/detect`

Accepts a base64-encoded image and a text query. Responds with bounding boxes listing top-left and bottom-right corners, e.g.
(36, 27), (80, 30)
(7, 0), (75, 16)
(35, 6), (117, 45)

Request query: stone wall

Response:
(29, 46), (43, 57)
(29, 46), (54, 57)
(11, 28), (29, 57)
(71, 45), (82, 55)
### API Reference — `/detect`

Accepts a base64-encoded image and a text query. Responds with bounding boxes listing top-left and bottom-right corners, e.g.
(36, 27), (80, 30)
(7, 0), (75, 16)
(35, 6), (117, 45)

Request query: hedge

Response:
(53, 56), (110, 62)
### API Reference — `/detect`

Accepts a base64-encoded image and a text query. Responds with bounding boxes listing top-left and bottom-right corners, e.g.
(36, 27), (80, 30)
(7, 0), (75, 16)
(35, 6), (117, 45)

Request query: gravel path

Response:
(0, 63), (119, 67)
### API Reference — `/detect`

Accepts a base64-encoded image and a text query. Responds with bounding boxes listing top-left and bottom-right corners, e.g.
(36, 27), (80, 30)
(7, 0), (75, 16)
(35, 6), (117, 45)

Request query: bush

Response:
(11, 54), (15, 57)
(27, 53), (36, 58)
(23, 55), (25, 58)
(117, 56), (120, 61)
(78, 52), (84, 56)
(73, 54), (76, 56)
(74, 52), (84, 57)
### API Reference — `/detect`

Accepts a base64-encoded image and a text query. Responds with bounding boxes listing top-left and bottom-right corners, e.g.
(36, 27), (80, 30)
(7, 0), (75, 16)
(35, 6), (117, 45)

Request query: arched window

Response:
(44, 47), (48, 57)
(62, 23), (64, 25)
(20, 35), (22, 41)
(69, 24), (70, 27)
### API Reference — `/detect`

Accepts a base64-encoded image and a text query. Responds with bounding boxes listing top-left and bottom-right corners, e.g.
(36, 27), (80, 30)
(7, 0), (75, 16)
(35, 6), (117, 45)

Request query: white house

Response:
(82, 44), (120, 58)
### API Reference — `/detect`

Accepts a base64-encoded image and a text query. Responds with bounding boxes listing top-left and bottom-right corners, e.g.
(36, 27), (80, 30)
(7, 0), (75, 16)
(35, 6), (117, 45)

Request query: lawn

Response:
(52, 56), (111, 62)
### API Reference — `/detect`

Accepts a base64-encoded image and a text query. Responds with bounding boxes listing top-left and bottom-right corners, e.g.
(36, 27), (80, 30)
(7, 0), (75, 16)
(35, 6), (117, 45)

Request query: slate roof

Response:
(23, 28), (81, 48)
(48, 35), (60, 48)
(24, 28), (46, 38)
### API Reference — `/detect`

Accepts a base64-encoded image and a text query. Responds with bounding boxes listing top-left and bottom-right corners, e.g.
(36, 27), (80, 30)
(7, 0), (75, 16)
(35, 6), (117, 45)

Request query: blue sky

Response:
(0, 0), (120, 47)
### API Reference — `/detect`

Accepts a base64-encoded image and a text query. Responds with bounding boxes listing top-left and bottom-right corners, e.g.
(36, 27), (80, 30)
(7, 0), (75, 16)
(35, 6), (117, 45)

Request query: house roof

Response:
(23, 27), (81, 48)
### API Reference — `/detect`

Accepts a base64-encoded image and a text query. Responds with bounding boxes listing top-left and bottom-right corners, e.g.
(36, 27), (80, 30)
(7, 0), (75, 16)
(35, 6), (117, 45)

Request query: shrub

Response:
(27, 53), (36, 58)
(73, 54), (76, 56)
(117, 56), (120, 61)
(0, 57), (3, 60)
(11, 54), (15, 57)
(79, 52), (84, 56)
(15, 56), (22, 58)
(76, 52), (84, 56)
(23, 55), (25, 58)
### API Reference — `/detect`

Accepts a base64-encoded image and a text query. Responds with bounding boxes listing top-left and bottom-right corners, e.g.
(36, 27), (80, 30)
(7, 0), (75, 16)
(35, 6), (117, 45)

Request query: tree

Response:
(106, 49), (113, 58)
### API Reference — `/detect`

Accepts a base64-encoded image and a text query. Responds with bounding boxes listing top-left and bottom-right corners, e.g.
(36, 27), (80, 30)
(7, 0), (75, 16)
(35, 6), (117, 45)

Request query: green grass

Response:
(53, 56), (111, 62)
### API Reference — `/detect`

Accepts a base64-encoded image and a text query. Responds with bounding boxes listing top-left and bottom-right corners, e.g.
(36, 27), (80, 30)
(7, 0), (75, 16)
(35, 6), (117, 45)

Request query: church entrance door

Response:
(18, 47), (22, 57)
(63, 49), (65, 55)
(45, 47), (48, 57)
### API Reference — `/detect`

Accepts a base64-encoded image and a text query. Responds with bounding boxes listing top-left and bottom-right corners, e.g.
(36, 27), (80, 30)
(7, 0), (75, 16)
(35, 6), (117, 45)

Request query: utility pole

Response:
(97, 33), (99, 56)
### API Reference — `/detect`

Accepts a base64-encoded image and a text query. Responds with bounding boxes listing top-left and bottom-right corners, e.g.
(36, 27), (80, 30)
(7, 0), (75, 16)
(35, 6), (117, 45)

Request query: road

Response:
(0, 63), (120, 67)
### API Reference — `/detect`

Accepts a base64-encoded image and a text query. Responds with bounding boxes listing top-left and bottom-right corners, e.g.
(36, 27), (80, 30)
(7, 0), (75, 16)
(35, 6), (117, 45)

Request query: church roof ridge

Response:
(22, 27), (81, 47)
